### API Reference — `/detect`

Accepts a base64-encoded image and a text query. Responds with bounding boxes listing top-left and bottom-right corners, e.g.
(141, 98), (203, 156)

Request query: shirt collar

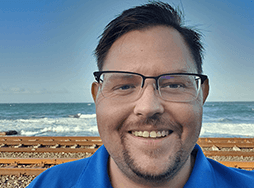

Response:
(184, 144), (216, 187)
(76, 144), (216, 188)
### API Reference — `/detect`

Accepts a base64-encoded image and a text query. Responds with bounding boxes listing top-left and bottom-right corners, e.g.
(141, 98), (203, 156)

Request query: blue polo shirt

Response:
(28, 144), (254, 188)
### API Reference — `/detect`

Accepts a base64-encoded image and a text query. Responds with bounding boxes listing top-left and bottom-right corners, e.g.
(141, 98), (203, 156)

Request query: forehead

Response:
(103, 26), (197, 75)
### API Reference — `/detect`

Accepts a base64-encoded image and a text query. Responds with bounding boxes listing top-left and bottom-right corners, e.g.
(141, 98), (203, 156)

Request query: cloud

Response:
(0, 87), (69, 95)
(9, 87), (29, 93)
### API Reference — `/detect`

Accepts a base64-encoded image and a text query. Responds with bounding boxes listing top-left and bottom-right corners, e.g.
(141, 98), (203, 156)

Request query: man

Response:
(28, 2), (254, 188)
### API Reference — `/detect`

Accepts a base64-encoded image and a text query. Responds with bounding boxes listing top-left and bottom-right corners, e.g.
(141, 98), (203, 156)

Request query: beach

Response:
(0, 136), (254, 187)
(0, 102), (253, 187)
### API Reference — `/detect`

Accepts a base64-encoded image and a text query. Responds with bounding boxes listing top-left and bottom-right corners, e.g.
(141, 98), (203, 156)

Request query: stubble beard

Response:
(123, 143), (185, 185)
(118, 116), (189, 185)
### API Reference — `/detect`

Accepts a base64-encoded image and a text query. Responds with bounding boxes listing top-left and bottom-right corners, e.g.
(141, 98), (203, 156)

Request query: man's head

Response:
(95, 1), (204, 74)
(92, 2), (209, 187)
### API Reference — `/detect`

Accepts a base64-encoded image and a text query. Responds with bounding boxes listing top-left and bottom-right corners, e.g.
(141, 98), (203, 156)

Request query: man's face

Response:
(92, 26), (209, 185)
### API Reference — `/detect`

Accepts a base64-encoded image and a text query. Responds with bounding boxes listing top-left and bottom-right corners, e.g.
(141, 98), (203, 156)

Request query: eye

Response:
(119, 85), (133, 90)
(168, 84), (184, 88)
(114, 84), (135, 91)
(161, 83), (184, 89)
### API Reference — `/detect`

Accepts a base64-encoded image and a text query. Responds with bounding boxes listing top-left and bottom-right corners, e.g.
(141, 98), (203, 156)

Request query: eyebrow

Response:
(163, 69), (190, 74)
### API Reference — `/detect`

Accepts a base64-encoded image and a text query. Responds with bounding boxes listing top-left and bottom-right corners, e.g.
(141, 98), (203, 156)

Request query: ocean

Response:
(0, 102), (253, 138)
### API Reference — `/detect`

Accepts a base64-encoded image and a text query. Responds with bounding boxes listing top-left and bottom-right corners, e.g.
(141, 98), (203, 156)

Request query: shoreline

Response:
(0, 136), (253, 187)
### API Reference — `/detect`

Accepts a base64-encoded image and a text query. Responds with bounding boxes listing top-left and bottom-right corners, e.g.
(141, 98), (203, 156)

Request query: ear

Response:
(91, 82), (99, 103)
(201, 78), (209, 104)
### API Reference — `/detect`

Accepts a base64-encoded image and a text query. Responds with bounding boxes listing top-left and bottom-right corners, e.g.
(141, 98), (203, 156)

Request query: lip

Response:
(125, 130), (174, 148)
(128, 129), (171, 132)
(129, 130), (173, 138)
(127, 127), (173, 132)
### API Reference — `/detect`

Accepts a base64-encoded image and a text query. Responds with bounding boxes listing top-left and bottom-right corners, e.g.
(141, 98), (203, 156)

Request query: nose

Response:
(133, 83), (164, 117)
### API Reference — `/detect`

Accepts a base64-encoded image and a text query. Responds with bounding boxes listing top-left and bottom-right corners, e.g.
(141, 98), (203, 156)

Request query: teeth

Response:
(134, 131), (139, 137)
(162, 130), (166, 137)
(143, 131), (149, 138)
(138, 131), (143, 136)
(150, 131), (157, 138)
(156, 131), (162, 137)
(131, 130), (170, 138)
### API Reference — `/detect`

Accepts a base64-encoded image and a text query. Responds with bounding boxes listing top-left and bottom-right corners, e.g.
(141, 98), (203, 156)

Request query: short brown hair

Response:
(95, 1), (204, 73)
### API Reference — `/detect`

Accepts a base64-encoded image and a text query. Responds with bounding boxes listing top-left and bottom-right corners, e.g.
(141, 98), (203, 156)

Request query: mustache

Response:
(122, 114), (183, 135)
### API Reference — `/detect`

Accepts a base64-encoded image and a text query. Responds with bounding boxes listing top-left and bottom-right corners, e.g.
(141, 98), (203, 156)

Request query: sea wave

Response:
(69, 113), (96, 119)
(1, 111), (253, 137)
(201, 122), (254, 138)
(0, 115), (98, 136)
(20, 125), (99, 136)
(18, 118), (56, 124)
(217, 118), (232, 122)
(79, 114), (96, 119)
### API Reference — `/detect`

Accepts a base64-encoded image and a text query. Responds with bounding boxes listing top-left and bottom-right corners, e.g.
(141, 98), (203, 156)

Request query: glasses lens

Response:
(158, 75), (201, 102)
(99, 73), (142, 101)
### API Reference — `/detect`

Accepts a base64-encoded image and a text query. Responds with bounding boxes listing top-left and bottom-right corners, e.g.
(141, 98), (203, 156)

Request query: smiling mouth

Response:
(129, 130), (173, 138)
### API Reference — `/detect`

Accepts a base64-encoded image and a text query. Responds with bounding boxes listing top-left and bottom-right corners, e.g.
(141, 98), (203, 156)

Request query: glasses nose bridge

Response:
(141, 76), (159, 90)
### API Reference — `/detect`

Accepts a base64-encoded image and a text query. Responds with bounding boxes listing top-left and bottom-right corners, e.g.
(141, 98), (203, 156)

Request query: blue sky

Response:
(0, 0), (253, 103)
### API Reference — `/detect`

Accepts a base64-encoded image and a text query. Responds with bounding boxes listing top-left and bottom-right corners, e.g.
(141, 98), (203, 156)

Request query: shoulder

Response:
(27, 157), (91, 188)
(186, 144), (254, 188)
(207, 158), (254, 187)
(27, 145), (111, 188)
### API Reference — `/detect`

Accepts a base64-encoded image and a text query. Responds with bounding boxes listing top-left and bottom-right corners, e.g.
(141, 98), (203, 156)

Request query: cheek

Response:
(95, 97), (132, 142)
(171, 102), (203, 142)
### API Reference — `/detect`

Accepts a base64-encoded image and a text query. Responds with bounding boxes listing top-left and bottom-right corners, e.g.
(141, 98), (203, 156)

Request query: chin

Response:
(122, 146), (185, 184)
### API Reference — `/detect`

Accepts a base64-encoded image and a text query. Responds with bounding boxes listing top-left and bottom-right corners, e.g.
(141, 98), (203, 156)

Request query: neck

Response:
(108, 153), (195, 188)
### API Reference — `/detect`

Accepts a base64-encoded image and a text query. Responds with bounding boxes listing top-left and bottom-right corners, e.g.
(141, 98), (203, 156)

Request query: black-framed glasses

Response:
(93, 71), (208, 103)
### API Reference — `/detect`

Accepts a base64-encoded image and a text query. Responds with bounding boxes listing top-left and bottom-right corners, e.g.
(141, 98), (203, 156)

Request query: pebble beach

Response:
(0, 152), (92, 187)
(0, 102), (253, 187)
(1, 145), (254, 187)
